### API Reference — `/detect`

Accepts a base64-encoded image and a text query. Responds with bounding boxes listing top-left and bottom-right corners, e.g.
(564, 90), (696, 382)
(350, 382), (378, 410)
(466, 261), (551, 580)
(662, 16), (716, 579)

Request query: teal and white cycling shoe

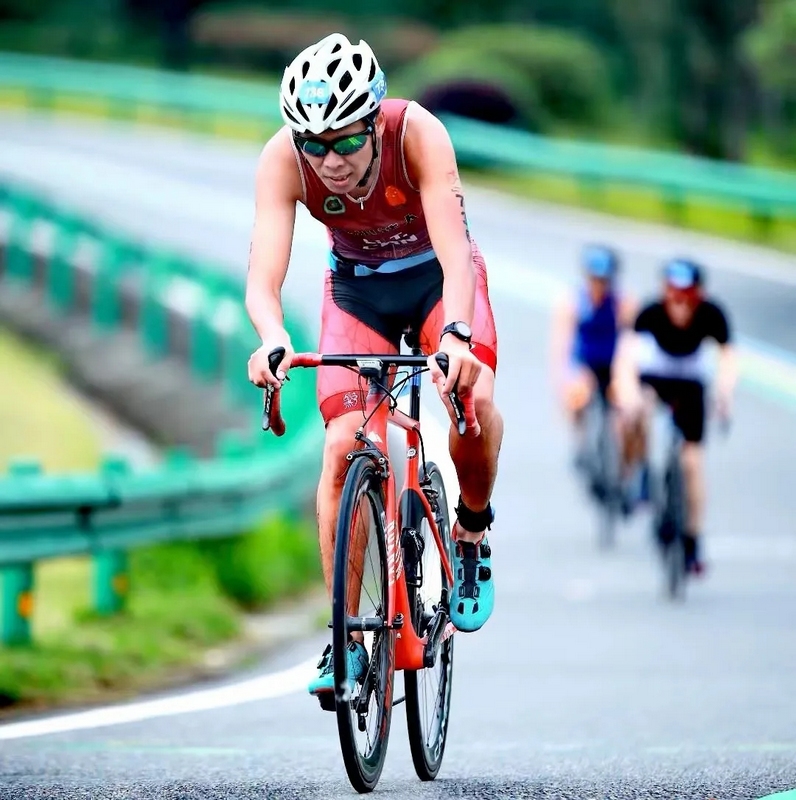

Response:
(449, 498), (496, 633)
(308, 641), (369, 706)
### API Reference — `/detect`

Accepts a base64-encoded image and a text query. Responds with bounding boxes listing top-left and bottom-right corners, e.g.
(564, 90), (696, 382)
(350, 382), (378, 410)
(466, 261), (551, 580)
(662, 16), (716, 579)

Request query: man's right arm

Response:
(245, 130), (302, 386)
(549, 294), (576, 393)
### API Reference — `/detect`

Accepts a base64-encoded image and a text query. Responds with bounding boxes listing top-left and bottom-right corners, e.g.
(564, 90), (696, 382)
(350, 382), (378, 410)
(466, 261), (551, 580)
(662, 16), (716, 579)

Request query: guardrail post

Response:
(46, 212), (83, 312)
(93, 456), (131, 615)
(4, 192), (38, 285)
(91, 233), (142, 331)
(0, 459), (43, 646)
(190, 283), (221, 382)
(94, 550), (128, 616)
(751, 204), (773, 241)
(140, 253), (171, 359)
(224, 331), (255, 407)
(578, 174), (604, 205)
(663, 188), (686, 226)
(26, 84), (55, 113)
(1, 562), (34, 646)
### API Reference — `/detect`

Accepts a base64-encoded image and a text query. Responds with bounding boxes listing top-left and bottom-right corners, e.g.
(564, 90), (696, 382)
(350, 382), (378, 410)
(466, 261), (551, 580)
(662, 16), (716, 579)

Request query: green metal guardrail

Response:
(0, 181), (324, 646)
(0, 51), (795, 226)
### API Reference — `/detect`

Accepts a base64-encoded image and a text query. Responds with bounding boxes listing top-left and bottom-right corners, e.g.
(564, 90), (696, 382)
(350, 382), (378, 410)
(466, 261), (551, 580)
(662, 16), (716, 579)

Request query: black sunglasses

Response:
(294, 123), (374, 158)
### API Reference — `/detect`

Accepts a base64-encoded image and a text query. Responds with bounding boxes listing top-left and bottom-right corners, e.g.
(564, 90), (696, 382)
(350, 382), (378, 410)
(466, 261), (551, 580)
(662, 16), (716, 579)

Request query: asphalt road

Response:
(1, 110), (795, 800)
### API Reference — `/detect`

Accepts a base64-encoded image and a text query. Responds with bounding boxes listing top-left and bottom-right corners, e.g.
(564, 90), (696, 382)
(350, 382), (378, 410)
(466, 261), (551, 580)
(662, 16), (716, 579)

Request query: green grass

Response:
(463, 168), (796, 255)
(0, 542), (241, 710)
(0, 519), (322, 712)
(0, 327), (101, 473)
(200, 513), (321, 611)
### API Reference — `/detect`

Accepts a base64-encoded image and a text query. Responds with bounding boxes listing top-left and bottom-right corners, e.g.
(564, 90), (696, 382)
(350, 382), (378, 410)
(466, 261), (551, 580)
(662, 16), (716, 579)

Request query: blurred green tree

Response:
(612, 0), (758, 160)
(745, 0), (796, 155)
(123, 0), (206, 69)
(0, 0), (55, 21)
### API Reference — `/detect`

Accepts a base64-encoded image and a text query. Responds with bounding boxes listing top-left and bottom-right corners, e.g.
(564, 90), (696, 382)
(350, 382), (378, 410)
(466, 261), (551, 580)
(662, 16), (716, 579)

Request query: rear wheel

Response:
(332, 457), (394, 793)
(404, 462), (455, 781)
(662, 454), (687, 601)
(596, 401), (622, 550)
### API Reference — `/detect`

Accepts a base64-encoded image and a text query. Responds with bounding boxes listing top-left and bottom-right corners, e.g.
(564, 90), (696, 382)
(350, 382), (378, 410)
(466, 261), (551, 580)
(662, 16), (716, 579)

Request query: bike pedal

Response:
(316, 691), (336, 712)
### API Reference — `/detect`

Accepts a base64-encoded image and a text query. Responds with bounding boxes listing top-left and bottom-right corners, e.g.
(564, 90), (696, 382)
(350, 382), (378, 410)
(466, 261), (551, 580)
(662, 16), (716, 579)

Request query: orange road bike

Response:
(261, 334), (476, 793)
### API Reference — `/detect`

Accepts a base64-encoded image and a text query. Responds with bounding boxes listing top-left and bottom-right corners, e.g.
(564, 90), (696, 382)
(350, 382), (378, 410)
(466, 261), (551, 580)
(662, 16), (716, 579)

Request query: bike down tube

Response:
(393, 431), (455, 671)
(359, 377), (432, 672)
(359, 381), (403, 653)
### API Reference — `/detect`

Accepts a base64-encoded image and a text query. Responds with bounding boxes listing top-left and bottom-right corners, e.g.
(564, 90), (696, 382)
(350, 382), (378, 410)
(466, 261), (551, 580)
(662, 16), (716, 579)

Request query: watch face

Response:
(456, 322), (473, 339)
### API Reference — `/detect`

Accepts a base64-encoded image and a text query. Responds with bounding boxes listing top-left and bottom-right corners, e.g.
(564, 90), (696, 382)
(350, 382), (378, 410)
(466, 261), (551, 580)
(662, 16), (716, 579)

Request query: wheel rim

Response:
(338, 476), (392, 780)
(409, 469), (454, 768)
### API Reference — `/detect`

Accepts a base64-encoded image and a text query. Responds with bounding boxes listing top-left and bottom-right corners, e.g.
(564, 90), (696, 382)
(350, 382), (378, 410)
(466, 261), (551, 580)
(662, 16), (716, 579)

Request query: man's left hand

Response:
(428, 336), (482, 433)
(715, 389), (733, 425)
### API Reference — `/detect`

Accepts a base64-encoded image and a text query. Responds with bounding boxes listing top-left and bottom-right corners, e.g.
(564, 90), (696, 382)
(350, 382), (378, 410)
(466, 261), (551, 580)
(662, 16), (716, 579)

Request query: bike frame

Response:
(287, 352), (456, 673)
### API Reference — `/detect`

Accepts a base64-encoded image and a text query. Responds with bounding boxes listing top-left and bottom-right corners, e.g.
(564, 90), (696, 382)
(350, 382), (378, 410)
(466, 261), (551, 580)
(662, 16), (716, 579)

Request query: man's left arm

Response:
(713, 305), (738, 418)
(404, 105), (479, 395)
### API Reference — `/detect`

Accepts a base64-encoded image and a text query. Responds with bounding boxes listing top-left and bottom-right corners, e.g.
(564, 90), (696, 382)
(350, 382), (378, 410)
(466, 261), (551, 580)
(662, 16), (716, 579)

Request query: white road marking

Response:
(0, 655), (319, 741)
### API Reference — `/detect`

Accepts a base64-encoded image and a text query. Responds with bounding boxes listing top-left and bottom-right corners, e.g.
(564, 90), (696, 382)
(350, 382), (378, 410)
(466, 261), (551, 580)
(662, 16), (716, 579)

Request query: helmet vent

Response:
(340, 93), (367, 120)
(323, 93), (339, 120)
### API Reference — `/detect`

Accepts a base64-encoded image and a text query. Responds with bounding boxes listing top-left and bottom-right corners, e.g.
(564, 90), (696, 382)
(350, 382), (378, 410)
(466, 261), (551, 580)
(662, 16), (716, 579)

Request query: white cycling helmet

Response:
(279, 33), (387, 135)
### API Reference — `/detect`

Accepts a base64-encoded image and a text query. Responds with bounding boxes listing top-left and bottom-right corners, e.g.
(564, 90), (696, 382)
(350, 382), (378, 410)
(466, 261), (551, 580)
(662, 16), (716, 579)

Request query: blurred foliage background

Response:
(1, 0), (795, 166)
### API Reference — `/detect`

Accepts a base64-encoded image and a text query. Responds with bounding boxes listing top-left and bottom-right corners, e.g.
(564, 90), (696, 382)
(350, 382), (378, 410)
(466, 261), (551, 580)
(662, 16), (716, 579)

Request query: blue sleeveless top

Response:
(572, 287), (619, 368)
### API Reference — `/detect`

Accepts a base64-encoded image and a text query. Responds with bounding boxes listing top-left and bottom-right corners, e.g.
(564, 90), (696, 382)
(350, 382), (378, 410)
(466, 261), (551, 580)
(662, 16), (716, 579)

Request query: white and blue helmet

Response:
(279, 33), (387, 135)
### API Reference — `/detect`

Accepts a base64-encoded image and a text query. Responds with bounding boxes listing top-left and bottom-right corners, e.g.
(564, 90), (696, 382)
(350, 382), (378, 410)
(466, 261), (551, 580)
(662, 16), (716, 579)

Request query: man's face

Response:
(296, 113), (384, 196)
(664, 283), (700, 327)
(587, 274), (610, 303)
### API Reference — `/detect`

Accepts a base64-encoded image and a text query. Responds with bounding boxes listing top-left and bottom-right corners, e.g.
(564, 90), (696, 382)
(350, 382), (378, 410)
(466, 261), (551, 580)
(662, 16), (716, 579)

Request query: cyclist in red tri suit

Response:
(245, 33), (504, 702)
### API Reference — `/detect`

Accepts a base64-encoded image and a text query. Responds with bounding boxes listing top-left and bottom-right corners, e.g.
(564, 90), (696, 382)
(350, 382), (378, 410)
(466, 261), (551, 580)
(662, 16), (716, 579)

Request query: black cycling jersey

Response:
(634, 300), (731, 356)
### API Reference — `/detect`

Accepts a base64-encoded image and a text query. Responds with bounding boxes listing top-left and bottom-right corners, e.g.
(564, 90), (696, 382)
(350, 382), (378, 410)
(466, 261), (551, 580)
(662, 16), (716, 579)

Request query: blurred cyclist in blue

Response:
(550, 244), (638, 473)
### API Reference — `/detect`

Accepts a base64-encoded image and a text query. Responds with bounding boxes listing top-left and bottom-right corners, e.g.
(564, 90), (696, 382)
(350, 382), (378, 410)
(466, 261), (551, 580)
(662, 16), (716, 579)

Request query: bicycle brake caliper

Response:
(401, 527), (425, 587)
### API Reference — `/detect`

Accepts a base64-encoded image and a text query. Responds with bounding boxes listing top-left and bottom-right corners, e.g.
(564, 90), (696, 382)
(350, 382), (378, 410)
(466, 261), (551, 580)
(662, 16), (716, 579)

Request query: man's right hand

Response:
(248, 340), (294, 388)
(611, 377), (644, 418)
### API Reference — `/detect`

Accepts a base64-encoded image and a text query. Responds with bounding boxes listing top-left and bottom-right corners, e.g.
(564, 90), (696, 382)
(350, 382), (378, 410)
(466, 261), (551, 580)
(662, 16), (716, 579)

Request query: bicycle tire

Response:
(333, 457), (395, 793)
(663, 449), (687, 600)
(596, 402), (621, 550)
(404, 462), (455, 781)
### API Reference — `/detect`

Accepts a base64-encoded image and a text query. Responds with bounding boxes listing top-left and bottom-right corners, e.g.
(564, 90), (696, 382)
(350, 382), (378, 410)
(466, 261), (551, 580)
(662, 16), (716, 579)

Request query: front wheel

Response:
(333, 457), (395, 793)
(404, 462), (455, 781)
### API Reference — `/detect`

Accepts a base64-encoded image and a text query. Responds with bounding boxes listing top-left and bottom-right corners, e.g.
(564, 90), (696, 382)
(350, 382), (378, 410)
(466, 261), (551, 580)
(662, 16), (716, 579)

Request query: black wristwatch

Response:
(440, 321), (473, 345)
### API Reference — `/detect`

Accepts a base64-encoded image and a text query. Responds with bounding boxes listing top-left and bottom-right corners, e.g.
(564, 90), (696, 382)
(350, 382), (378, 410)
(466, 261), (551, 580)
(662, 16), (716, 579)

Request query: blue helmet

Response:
(582, 244), (619, 280)
(663, 258), (703, 289)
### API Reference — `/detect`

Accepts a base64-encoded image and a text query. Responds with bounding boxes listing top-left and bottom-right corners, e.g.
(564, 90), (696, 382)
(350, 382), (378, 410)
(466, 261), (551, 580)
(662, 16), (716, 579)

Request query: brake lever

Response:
(261, 346), (286, 432)
(434, 352), (466, 436)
